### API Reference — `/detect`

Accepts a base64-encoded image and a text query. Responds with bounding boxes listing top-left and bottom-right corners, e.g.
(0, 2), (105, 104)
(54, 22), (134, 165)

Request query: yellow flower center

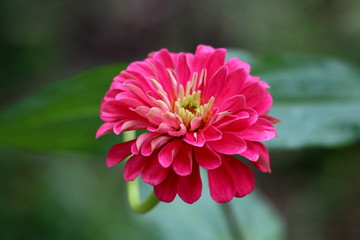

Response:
(173, 90), (214, 128)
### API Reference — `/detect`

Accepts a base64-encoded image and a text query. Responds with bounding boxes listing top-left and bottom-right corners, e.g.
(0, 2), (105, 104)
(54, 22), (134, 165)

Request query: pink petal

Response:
(202, 126), (222, 141)
(141, 153), (169, 186)
(225, 57), (251, 74)
(123, 154), (147, 181)
(262, 115), (281, 124)
(223, 155), (255, 197)
(236, 118), (276, 141)
(240, 141), (260, 161)
(208, 164), (236, 203)
(127, 61), (154, 79)
(190, 117), (202, 131)
(177, 163), (202, 204)
(192, 45), (215, 74)
(106, 139), (136, 167)
(146, 58), (172, 94)
(207, 133), (247, 155)
(168, 123), (187, 137)
(96, 122), (115, 139)
(135, 132), (159, 154)
(101, 101), (138, 121)
(141, 135), (172, 156)
(183, 131), (206, 147)
(154, 170), (178, 203)
(148, 122), (172, 133)
(117, 97), (146, 109)
(253, 90), (273, 115)
(172, 143), (193, 176)
(240, 82), (265, 110)
(152, 49), (174, 69)
(219, 95), (246, 113)
(158, 139), (182, 168)
(146, 107), (166, 125)
(214, 68), (247, 104)
(124, 83), (153, 106)
(251, 142), (271, 173)
(121, 71), (154, 93)
(204, 66), (228, 101)
(162, 112), (182, 129)
(216, 108), (258, 133)
(206, 48), (226, 80)
(176, 53), (191, 86)
(194, 145), (221, 169)
(113, 119), (149, 135)
(132, 106), (151, 118)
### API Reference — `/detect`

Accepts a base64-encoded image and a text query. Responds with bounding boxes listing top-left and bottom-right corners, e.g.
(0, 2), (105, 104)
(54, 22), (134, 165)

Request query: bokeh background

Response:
(1, 0), (360, 239)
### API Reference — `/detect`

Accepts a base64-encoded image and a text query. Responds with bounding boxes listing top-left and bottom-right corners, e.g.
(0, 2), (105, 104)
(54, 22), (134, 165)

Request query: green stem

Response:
(220, 203), (243, 240)
(127, 178), (160, 214)
(123, 130), (136, 142)
(123, 131), (160, 214)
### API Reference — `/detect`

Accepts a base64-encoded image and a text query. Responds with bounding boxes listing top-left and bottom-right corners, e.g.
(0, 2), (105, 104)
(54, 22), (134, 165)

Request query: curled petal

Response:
(252, 142), (271, 173)
(123, 154), (147, 181)
(106, 139), (136, 167)
(183, 131), (205, 147)
(158, 139), (182, 168)
(240, 141), (260, 161)
(262, 114), (281, 124)
(114, 120), (149, 135)
(96, 122), (115, 139)
(141, 135), (172, 156)
(135, 132), (160, 154)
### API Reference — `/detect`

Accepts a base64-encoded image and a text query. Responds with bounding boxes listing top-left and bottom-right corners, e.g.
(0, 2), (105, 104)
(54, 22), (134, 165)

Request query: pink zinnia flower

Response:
(97, 45), (278, 204)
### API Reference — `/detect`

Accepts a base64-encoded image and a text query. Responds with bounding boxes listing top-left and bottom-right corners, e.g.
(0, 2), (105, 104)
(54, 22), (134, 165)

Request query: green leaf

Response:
(0, 64), (127, 154)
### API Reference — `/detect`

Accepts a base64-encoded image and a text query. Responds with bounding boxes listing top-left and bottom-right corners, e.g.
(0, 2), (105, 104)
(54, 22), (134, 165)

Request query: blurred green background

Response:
(1, 0), (360, 239)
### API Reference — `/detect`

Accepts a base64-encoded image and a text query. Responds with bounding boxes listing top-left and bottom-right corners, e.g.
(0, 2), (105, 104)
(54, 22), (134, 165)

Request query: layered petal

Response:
(98, 44), (278, 205)
(177, 163), (202, 204)
(154, 170), (178, 203)
(208, 163), (236, 203)
(106, 139), (136, 167)
(223, 155), (255, 197)
(207, 133), (247, 155)
(141, 152), (170, 186)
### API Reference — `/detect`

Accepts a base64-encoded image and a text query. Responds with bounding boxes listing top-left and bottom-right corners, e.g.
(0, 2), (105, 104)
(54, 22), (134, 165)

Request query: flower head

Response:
(97, 45), (279, 203)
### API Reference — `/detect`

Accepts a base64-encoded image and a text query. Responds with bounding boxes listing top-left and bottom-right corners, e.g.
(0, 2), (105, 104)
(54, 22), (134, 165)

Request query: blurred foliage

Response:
(0, 64), (125, 154)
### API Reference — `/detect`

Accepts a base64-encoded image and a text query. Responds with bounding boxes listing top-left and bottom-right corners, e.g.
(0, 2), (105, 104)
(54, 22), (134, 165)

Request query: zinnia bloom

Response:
(97, 45), (278, 204)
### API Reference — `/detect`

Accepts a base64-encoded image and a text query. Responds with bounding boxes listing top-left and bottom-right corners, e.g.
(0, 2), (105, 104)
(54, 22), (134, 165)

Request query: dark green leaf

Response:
(0, 64), (127, 154)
